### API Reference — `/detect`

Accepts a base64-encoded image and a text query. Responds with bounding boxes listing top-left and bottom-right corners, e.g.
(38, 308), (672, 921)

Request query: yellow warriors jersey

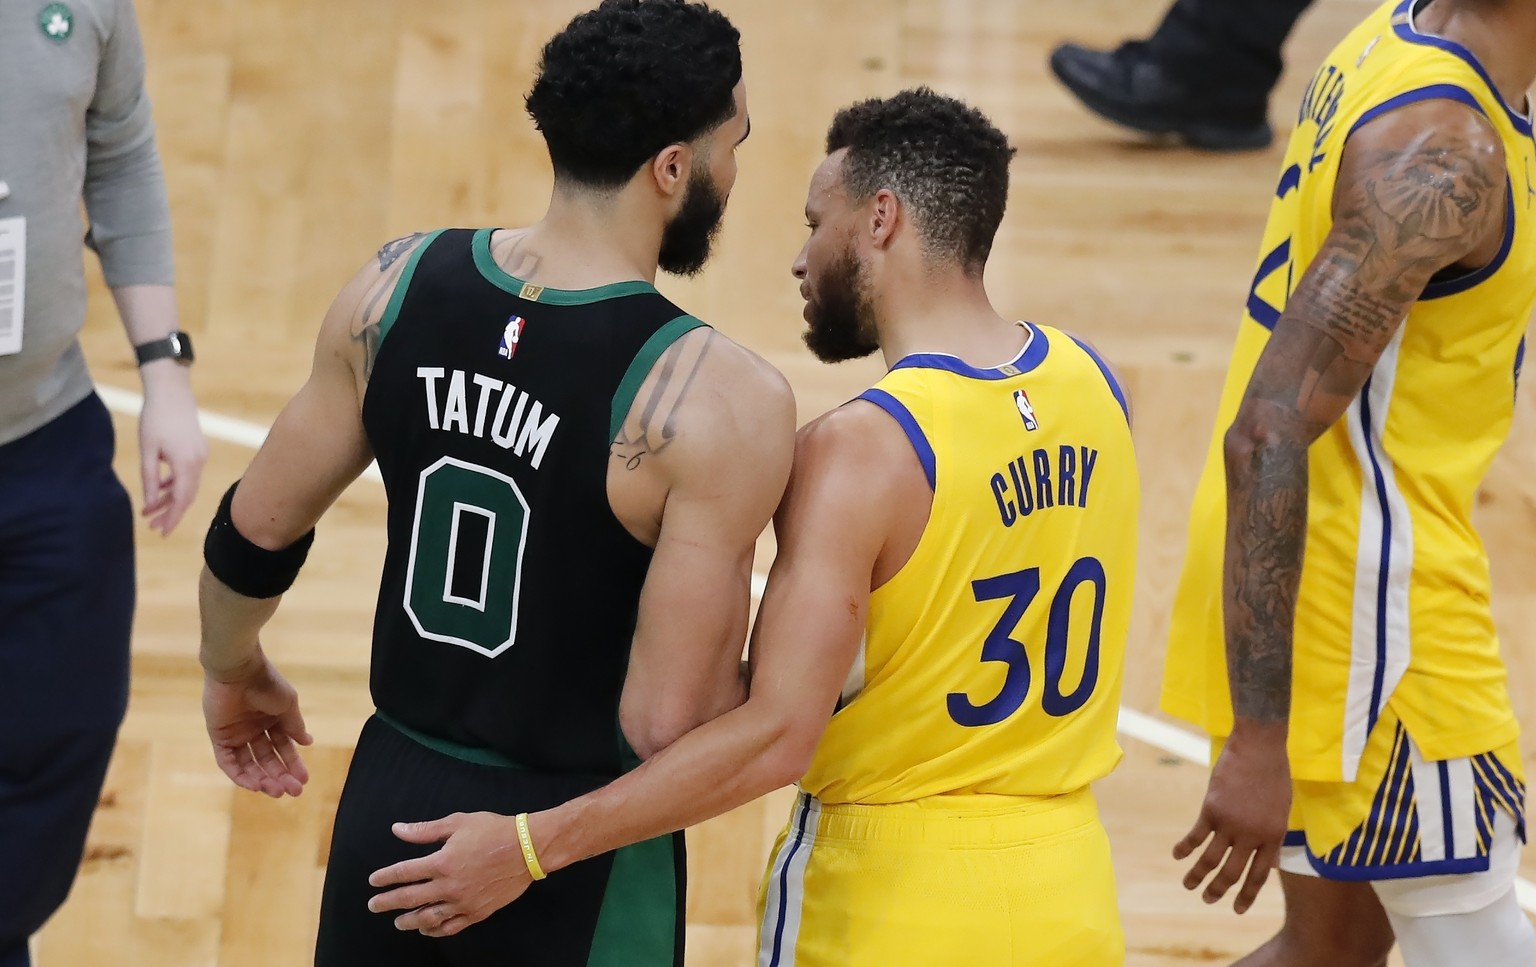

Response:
(799, 323), (1140, 804)
(1163, 0), (1536, 784)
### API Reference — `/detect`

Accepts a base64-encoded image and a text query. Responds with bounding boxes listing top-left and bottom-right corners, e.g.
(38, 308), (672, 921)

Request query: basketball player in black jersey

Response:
(195, 3), (794, 965)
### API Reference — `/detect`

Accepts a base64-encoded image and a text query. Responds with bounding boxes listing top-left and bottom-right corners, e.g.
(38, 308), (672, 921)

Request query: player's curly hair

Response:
(526, 0), (742, 188)
(826, 88), (1015, 272)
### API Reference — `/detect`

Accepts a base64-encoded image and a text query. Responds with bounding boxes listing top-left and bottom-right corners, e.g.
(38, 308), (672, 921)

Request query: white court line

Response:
(97, 384), (383, 482)
(103, 385), (1536, 914)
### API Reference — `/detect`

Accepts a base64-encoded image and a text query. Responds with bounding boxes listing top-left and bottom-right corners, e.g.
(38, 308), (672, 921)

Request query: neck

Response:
(874, 263), (1021, 370)
(1420, 0), (1536, 108)
(505, 182), (663, 288)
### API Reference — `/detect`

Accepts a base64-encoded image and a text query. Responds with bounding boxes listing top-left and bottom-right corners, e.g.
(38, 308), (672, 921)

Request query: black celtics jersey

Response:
(361, 228), (706, 777)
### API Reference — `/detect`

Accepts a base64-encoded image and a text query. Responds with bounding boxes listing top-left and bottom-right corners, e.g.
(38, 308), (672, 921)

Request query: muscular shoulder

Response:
(612, 327), (794, 482)
(312, 232), (438, 391)
(1335, 99), (1507, 270)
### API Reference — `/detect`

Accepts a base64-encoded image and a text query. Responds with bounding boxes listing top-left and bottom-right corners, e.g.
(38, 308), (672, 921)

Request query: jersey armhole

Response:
(1067, 336), (1132, 425)
(1343, 84), (1514, 300)
(608, 314), (711, 441)
(855, 388), (936, 491)
(376, 229), (447, 347)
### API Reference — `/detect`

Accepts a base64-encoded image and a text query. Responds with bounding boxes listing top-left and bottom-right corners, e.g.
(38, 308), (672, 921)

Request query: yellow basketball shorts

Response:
(754, 788), (1124, 967)
(1217, 705), (1526, 881)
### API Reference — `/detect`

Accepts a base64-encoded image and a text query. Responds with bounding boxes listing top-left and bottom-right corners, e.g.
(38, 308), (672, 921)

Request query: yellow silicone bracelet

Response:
(515, 812), (547, 881)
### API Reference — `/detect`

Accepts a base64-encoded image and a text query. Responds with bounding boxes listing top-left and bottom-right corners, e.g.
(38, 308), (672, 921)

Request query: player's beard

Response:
(658, 169), (726, 277)
(804, 246), (880, 363)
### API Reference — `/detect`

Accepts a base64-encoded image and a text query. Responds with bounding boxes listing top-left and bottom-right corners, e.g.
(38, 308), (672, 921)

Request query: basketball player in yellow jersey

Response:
(368, 88), (1139, 965)
(1163, 1), (1536, 964)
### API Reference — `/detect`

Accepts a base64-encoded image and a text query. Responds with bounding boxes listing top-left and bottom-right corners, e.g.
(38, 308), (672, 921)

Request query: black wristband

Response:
(203, 481), (315, 599)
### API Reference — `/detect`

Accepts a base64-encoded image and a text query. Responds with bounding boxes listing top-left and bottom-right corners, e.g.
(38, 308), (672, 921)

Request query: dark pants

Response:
(0, 394), (135, 966)
(317, 716), (686, 967)
(1147, 0), (1317, 101)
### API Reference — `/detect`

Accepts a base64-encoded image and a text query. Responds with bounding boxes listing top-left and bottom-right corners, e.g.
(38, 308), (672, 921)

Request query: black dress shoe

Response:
(1049, 41), (1274, 151)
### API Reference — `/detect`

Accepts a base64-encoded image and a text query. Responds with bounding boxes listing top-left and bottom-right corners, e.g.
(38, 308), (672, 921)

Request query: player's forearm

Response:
(531, 702), (808, 875)
(1221, 405), (1308, 732)
(198, 566), (282, 682)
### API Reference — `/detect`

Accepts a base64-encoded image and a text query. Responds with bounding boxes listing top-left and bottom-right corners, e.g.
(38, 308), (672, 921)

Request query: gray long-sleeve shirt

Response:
(0, 0), (174, 445)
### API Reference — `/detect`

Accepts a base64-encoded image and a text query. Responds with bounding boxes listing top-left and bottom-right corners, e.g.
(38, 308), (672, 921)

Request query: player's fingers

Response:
(1233, 843), (1279, 915)
(270, 730), (311, 788)
(278, 705), (314, 747)
(213, 743), (260, 791)
(423, 914), (471, 939)
(1202, 842), (1254, 904)
(395, 901), (457, 934)
(246, 739), (292, 798)
(1173, 813), (1213, 860)
(234, 745), (278, 796)
(369, 855), (438, 889)
(1182, 833), (1232, 892)
(391, 815), (460, 845)
(368, 883), (441, 915)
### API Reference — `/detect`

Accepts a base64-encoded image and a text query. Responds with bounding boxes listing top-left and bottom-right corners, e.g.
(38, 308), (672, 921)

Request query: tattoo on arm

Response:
(611, 332), (715, 470)
(348, 234), (423, 381)
(377, 232), (425, 271)
(1222, 119), (1505, 725)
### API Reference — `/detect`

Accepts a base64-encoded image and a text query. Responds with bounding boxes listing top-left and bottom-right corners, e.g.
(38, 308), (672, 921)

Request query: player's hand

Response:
(202, 656), (312, 798)
(368, 812), (533, 937)
(138, 363), (207, 536)
(1173, 724), (1290, 914)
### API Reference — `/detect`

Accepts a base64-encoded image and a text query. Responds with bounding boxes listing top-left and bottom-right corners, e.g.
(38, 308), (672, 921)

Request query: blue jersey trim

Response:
(1068, 336), (1131, 424)
(1421, 182), (1516, 300)
(890, 323), (1049, 379)
(1346, 83), (1486, 140)
(857, 388), (937, 491)
(1357, 379), (1394, 736)
(768, 795), (813, 967)
(1392, 0), (1533, 137)
(1304, 849), (1493, 882)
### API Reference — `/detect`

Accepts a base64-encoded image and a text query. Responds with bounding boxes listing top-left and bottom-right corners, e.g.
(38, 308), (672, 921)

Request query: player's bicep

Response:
(1246, 102), (1506, 437)
(620, 343), (795, 755)
(745, 413), (895, 759)
(227, 246), (411, 548)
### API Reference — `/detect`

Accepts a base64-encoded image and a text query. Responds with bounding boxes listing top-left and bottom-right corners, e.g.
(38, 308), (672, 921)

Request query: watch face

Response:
(171, 332), (194, 362)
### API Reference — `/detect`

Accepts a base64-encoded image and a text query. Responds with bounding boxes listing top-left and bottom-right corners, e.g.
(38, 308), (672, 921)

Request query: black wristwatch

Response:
(134, 331), (195, 366)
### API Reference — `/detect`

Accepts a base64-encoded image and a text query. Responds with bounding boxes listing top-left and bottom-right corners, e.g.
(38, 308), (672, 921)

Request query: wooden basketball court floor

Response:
(38, 0), (1535, 963)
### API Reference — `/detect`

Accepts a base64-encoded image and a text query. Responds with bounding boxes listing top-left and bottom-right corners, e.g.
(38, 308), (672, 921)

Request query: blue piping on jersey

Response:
(768, 795), (813, 967)
(1357, 379), (1394, 737)
(857, 389), (937, 491)
(1346, 83), (1485, 140)
(890, 323), (1050, 379)
(1392, 0), (1533, 137)
(1068, 336), (1131, 424)
(1421, 181), (1517, 299)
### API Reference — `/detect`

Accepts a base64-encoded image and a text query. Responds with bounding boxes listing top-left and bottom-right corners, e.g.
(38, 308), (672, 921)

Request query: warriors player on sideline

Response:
(196, 3), (793, 965)
(373, 88), (1140, 967)
(1163, 0), (1536, 964)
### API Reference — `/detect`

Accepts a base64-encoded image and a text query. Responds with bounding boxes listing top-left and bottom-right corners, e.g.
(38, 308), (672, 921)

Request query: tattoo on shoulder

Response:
(610, 331), (715, 471)
(377, 232), (426, 271)
(349, 237), (423, 382)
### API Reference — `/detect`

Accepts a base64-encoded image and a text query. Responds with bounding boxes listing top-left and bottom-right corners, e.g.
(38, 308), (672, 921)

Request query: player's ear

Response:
(650, 144), (692, 203)
(868, 189), (900, 249)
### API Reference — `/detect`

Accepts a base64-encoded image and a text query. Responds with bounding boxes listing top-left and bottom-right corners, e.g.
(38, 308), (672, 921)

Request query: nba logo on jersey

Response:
(499, 316), (526, 359)
(1013, 389), (1039, 431)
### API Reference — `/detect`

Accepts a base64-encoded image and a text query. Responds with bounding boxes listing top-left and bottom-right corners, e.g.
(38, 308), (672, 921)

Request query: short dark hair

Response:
(526, 0), (742, 188)
(826, 87), (1015, 270)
